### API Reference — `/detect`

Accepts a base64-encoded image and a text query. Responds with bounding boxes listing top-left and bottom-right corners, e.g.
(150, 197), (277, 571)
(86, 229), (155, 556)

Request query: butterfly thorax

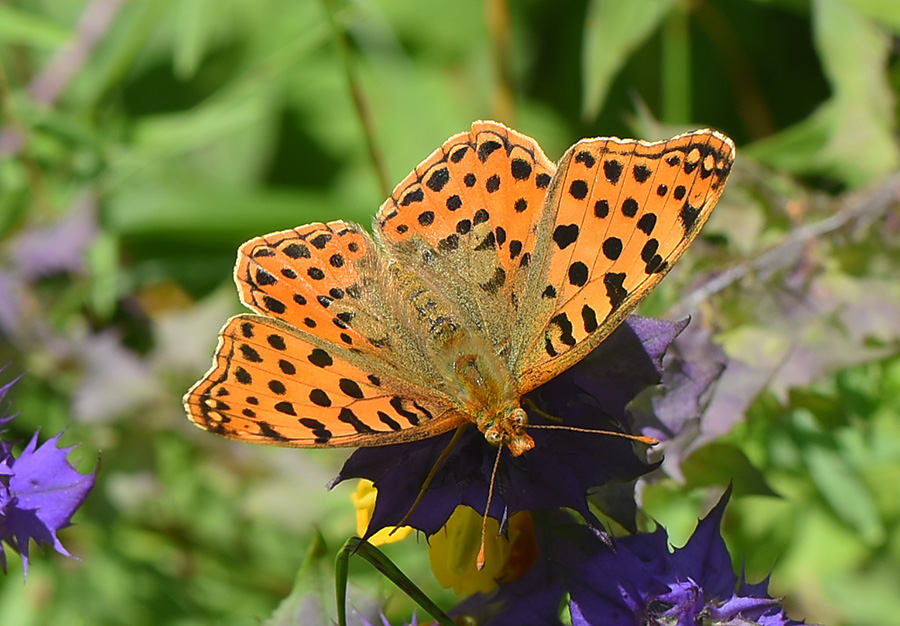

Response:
(391, 259), (534, 456)
(453, 353), (535, 457)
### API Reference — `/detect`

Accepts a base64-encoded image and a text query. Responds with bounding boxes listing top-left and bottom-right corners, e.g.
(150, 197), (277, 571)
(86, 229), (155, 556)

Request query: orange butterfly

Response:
(185, 121), (733, 463)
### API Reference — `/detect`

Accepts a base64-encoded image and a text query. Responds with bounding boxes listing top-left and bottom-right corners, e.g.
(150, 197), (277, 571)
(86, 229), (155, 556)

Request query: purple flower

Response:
(452, 487), (809, 626)
(331, 316), (685, 540)
(0, 371), (97, 576)
(568, 486), (807, 626)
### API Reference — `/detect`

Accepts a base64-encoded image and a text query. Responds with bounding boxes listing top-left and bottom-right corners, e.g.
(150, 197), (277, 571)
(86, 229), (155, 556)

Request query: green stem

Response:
(485, 0), (515, 124)
(335, 537), (456, 626)
(661, 2), (690, 124)
(0, 60), (51, 216)
(321, 0), (391, 200)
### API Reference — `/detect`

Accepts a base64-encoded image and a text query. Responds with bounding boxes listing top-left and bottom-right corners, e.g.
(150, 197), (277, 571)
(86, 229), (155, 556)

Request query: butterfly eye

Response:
(485, 430), (503, 446)
(511, 408), (528, 428)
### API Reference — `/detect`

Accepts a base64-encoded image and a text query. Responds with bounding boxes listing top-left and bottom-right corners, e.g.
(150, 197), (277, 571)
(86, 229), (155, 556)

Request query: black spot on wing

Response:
(633, 164), (652, 183)
(378, 412), (401, 431)
(550, 313), (576, 346)
(479, 267), (506, 294)
(622, 198), (639, 218)
(339, 378), (364, 399)
(511, 158), (532, 180)
(574, 151), (596, 168)
(282, 243), (310, 259)
(581, 305), (598, 333)
(637, 213), (657, 235)
(338, 407), (373, 433)
(603, 272), (628, 310)
(309, 233), (331, 249)
(255, 269), (276, 286)
(309, 389), (331, 407)
(308, 349), (333, 368)
(552, 224), (579, 250)
(478, 140), (502, 162)
(263, 296), (286, 314)
(299, 417), (331, 443)
(602, 237), (622, 260)
(401, 188), (425, 206)
(604, 159), (623, 184)
(426, 167), (450, 192)
(569, 180), (589, 200)
(568, 261), (589, 287)
(390, 397), (421, 426)
(240, 344), (263, 363)
(680, 201), (701, 231)
(450, 146), (468, 162)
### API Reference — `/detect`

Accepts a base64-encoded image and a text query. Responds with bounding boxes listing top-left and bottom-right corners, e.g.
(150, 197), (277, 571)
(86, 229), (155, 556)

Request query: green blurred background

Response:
(1, 0), (899, 624)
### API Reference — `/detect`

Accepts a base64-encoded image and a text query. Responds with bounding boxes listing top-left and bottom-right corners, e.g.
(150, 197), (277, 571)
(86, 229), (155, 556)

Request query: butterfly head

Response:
(480, 406), (534, 457)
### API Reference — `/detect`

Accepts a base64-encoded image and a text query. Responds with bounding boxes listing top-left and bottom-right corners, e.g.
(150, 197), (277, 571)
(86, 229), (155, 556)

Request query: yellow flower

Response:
(428, 506), (537, 595)
(351, 479), (414, 545)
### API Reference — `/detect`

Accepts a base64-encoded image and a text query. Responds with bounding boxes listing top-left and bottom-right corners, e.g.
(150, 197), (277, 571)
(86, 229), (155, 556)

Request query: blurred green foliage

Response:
(1, 0), (899, 624)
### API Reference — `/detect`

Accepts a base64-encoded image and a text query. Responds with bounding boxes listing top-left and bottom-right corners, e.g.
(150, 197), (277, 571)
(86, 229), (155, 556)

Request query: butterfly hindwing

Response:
(515, 130), (735, 392)
(185, 314), (464, 447)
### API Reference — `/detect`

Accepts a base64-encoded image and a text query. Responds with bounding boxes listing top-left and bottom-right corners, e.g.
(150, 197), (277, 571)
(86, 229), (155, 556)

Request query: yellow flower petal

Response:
(351, 479), (413, 546)
(428, 506), (537, 595)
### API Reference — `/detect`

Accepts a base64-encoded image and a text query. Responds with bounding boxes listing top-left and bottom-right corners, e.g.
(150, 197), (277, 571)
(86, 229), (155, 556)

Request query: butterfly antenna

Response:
(476, 443), (504, 571)
(392, 425), (469, 533)
(523, 398), (658, 446)
(527, 423), (658, 445)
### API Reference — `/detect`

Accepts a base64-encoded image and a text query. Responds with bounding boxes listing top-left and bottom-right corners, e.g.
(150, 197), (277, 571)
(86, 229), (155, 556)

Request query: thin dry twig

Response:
(321, 0), (391, 200)
(27, 0), (125, 105)
(485, 0), (516, 124)
(673, 172), (900, 316)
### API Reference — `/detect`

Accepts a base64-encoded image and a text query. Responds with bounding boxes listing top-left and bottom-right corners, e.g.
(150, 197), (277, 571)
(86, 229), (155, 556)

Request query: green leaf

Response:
(264, 531), (333, 626)
(811, 0), (899, 186)
(107, 183), (346, 243)
(845, 0), (900, 32)
(0, 6), (71, 47)
(172, 0), (216, 79)
(803, 442), (885, 544)
(747, 0), (899, 186)
(68, 0), (172, 107)
(581, 0), (676, 121)
(681, 443), (779, 497)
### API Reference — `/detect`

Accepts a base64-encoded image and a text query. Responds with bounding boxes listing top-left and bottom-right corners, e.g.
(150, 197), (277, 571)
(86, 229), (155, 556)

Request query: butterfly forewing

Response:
(236, 221), (385, 354)
(515, 130), (735, 392)
(185, 314), (463, 447)
(374, 121), (556, 350)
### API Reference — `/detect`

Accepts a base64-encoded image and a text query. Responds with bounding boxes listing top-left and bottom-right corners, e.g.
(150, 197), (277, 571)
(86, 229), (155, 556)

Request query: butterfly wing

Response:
(374, 121), (556, 353)
(185, 220), (466, 446)
(514, 130), (735, 392)
(185, 314), (464, 447)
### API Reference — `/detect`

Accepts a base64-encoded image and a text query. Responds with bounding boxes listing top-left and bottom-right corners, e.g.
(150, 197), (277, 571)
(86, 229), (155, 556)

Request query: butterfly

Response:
(184, 121), (734, 461)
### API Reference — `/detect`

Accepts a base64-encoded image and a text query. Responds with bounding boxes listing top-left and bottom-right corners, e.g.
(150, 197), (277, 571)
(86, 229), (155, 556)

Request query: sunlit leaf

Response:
(582, 0), (676, 120)
(0, 6), (71, 47)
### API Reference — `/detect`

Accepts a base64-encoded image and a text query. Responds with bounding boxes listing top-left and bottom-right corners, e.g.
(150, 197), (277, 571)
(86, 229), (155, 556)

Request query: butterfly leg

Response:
(392, 424), (472, 531)
(522, 396), (564, 423)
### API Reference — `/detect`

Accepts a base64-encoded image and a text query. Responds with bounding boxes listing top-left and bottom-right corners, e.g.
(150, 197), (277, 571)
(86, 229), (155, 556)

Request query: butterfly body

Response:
(347, 239), (534, 455)
(185, 121), (733, 458)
